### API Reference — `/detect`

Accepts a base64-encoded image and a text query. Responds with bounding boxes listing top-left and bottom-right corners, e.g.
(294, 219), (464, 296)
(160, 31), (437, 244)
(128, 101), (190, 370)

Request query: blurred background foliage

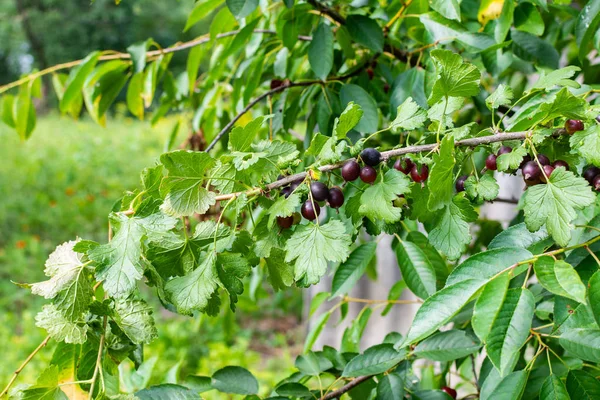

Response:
(0, 0), (303, 391)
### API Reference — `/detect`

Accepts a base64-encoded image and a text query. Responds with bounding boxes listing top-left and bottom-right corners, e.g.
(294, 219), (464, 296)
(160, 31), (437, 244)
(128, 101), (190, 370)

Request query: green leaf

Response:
(377, 373), (405, 400)
(1, 94), (16, 128)
(136, 384), (201, 400)
(428, 135), (455, 211)
(184, 0), (222, 31)
(333, 102), (363, 140)
(276, 382), (311, 397)
(226, 0), (258, 18)
(430, 0), (460, 21)
(165, 252), (219, 315)
(360, 169), (411, 223)
(217, 252), (250, 310)
(159, 151), (217, 217)
(89, 205), (177, 298)
(539, 374), (570, 400)
(211, 366), (258, 395)
(295, 351), (333, 376)
(428, 194), (477, 260)
(532, 66), (581, 91)
(30, 240), (92, 321)
(36, 304), (87, 344)
(127, 72), (145, 120)
(413, 330), (480, 361)
(390, 97), (427, 132)
(406, 231), (449, 289)
(446, 247), (532, 286)
(486, 84), (513, 110)
(14, 80), (36, 140)
(285, 220), (352, 285)
(496, 146), (527, 172)
(394, 239), (437, 299)
(308, 22), (334, 80)
(464, 174), (499, 202)
(223, 17), (261, 59)
(400, 279), (484, 346)
(113, 298), (157, 345)
(588, 271), (600, 326)
(331, 242), (377, 298)
(511, 29), (559, 69)
(346, 15), (384, 52)
(60, 51), (100, 113)
(340, 84), (378, 133)
(265, 248), (294, 291)
(267, 193), (301, 228)
(484, 369), (528, 400)
(304, 311), (331, 353)
(187, 46), (204, 98)
(488, 222), (549, 251)
(185, 376), (213, 394)
(534, 257), (586, 303)
(429, 49), (481, 105)
(83, 60), (130, 126)
(566, 369), (600, 400)
(486, 288), (535, 376)
(229, 116), (266, 152)
(19, 366), (68, 400)
(559, 329), (600, 363)
(472, 273), (510, 342)
(514, 3), (544, 36)
(127, 41), (149, 74)
(570, 124), (600, 167)
(575, 1), (600, 62)
(523, 167), (595, 247)
(391, 68), (427, 110)
(342, 344), (406, 377)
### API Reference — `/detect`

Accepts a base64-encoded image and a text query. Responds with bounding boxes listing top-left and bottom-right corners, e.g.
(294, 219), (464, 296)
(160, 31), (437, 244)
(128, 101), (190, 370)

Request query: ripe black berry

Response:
(360, 166), (377, 184)
(541, 165), (554, 183)
(366, 68), (374, 80)
(290, 181), (300, 192)
(383, 83), (390, 93)
(341, 160), (361, 181)
(310, 181), (329, 201)
(498, 146), (512, 155)
(327, 187), (344, 208)
(522, 161), (541, 180)
(361, 148), (381, 167)
(280, 186), (291, 198)
(301, 201), (320, 220)
(441, 386), (457, 399)
(583, 166), (600, 184)
(552, 160), (569, 170)
(537, 154), (550, 166)
(277, 215), (294, 228)
(270, 79), (284, 90)
(593, 175), (600, 191)
(410, 164), (429, 183)
(393, 158), (414, 174)
(485, 154), (498, 171)
(565, 119), (584, 134)
(456, 175), (468, 192)
(596, 115), (600, 123)
(519, 154), (532, 169)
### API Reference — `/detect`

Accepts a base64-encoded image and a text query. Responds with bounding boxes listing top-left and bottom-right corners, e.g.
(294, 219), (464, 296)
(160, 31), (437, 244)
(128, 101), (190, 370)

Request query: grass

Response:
(0, 112), (300, 395)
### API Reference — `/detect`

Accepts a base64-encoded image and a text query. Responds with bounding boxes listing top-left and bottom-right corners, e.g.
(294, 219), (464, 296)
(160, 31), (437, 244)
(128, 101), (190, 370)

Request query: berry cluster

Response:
(393, 157), (429, 182)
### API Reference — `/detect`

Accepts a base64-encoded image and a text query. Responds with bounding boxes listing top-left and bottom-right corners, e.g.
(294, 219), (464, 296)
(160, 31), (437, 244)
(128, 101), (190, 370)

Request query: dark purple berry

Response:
(552, 160), (569, 170)
(290, 181), (300, 192)
(270, 79), (284, 90)
(583, 167), (600, 184)
(593, 175), (600, 191)
(498, 146), (512, 155)
(327, 187), (344, 208)
(360, 148), (381, 167)
(310, 181), (329, 202)
(596, 115), (600, 123)
(541, 165), (555, 183)
(410, 164), (429, 183)
(301, 201), (320, 220)
(485, 154), (498, 171)
(383, 83), (390, 93)
(519, 154), (532, 169)
(280, 186), (292, 198)
(277, 215), (294, 228)
(537, 154), (550, 166)
(341, 160), (360, 181)
(441, 386), (457, 399)
(393, 158), (413, 174)
(360, 166), (377, 184)
(522, 161), (541, 180)
(565, 119), (584, 134)
(456, 175), (468, 192)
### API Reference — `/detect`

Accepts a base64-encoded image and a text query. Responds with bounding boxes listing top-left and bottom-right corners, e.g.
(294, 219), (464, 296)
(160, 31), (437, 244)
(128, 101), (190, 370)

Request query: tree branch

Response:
(320, 375), (372, 400)
(0, 335), (51, 397)
(0, 30), (310, 94)
(213, 130), (541, 201)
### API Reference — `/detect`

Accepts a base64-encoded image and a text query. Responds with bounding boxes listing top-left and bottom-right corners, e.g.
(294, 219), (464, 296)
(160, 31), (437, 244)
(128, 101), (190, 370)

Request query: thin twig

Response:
(319, 375), (372, 400)
(87, 315), (107, 399)
(0, 336), (51, 397)
(344, 296), (422, 304)
(213, 130), (540, 201)
(470, 354), (480, 393)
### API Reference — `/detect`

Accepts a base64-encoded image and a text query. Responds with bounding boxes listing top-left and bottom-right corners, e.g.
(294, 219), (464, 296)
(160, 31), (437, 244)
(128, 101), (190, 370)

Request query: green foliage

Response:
(3, 1), (600, 399)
